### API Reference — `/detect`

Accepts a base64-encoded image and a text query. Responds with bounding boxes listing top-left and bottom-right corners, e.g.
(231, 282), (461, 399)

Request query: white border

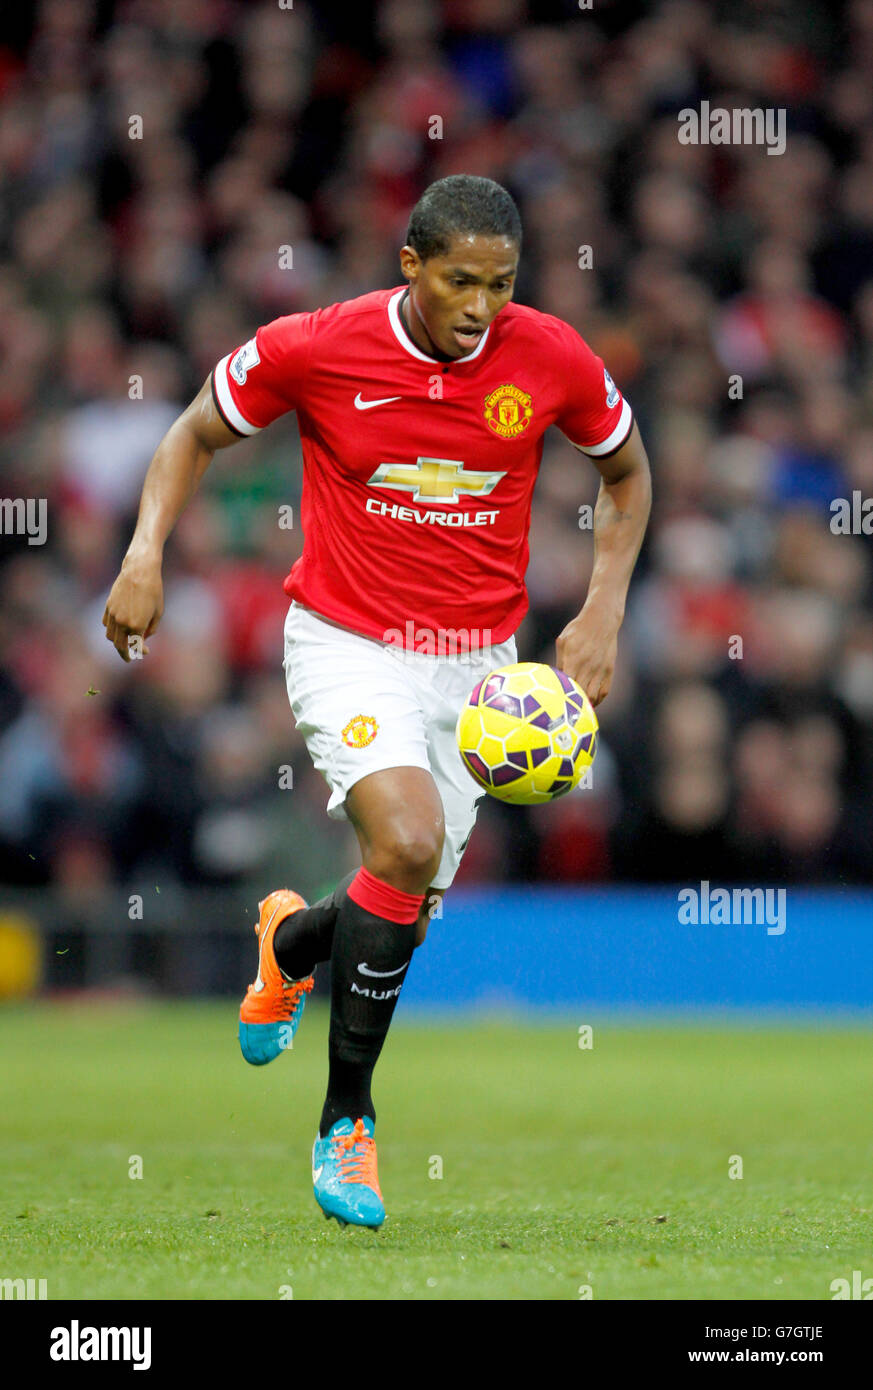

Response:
(569, 398), (633, 456)
(213, 354), (262, 436)
(387, 289), (491, 364)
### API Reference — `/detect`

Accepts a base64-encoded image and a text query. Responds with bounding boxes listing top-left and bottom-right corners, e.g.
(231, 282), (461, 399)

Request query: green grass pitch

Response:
(1, 1002), (870, 1301)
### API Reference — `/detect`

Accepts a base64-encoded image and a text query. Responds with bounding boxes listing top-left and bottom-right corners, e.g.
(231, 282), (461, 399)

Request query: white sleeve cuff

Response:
(213, 354), (262, 436)
(569, 398), (633, 457)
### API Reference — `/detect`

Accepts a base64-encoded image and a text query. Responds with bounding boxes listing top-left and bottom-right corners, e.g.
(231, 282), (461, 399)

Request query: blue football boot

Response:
(312, 1117), (385, 1228)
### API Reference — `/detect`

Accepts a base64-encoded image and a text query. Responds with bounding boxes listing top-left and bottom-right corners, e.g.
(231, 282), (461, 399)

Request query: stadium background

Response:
(0, 0), (872, 1009)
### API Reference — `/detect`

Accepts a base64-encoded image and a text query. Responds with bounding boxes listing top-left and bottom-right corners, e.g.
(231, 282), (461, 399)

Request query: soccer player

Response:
(103, 175), (651, 1228)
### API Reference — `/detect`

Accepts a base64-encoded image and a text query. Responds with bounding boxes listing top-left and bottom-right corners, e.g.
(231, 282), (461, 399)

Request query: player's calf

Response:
(415, 887), (444, 947)
(319, 867), (423, 1137)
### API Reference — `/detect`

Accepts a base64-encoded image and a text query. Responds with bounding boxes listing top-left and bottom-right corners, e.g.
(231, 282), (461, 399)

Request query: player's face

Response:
(400, 234), (519, 359)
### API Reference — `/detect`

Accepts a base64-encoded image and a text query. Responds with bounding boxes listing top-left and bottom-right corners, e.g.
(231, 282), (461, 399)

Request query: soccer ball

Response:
(456, 662), (599, 804)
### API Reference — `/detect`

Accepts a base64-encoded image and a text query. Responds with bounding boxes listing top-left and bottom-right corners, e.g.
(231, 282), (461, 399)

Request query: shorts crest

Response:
(342, 714), (379, 748)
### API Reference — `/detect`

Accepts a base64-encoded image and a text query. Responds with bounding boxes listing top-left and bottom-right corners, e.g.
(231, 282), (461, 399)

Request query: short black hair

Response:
(406, 175), (522, 262)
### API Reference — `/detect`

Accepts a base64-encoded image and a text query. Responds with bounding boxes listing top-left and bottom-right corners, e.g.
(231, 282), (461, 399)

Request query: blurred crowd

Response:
(2, 0), (873, 908)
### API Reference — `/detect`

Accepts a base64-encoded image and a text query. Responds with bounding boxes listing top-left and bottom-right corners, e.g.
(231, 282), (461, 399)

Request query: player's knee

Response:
(367, 824), (444, 891)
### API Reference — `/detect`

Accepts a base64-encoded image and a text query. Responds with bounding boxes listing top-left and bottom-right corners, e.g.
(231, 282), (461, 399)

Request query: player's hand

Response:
(102, 557), (164, 663)
(555, 606), (620, 707)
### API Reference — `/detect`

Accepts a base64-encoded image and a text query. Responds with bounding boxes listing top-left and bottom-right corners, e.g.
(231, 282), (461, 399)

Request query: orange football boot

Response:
(239, 890), (314, 1065)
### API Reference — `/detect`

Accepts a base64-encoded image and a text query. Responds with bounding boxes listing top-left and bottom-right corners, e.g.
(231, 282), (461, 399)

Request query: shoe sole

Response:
(319, 1205), (384, 1230)
(313, 1190), (385, 1229)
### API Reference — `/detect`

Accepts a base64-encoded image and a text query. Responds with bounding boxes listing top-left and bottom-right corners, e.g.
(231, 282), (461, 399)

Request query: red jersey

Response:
(211, 287), (633, 648)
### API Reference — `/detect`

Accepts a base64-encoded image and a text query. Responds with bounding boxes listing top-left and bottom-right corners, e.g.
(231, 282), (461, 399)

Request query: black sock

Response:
(272, 872), (355, 980)
(320, 896), (416, 1136)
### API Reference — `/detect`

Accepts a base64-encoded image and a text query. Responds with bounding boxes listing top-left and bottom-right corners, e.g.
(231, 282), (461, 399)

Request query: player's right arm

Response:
(105, 314), (312, 661)
(102, 378), (242, 662)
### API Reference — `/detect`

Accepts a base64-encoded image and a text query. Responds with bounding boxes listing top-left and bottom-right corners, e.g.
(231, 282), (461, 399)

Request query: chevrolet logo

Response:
(367, 457), (506, 504)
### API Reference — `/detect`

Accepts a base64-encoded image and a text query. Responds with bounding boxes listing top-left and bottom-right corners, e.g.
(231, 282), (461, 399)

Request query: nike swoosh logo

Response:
(357, 960), (411, 978)
(312, 1164), (323, 1182)
(354, 392), (402, 410)
(253, 904), (282, 991)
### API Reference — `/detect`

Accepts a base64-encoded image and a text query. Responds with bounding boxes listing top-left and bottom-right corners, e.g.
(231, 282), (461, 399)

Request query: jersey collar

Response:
(387, 288), (491, 365)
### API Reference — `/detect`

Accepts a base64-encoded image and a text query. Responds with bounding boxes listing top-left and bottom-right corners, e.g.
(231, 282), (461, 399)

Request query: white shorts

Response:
(282, 602), (517, 889)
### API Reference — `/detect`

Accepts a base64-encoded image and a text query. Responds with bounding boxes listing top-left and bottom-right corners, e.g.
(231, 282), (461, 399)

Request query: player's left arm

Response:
(555, 420), (652, 706)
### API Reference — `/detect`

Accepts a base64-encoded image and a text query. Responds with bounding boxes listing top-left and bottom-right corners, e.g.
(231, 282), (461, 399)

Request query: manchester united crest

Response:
(342, 714), (379, 749)
(484, 383), (533, 439)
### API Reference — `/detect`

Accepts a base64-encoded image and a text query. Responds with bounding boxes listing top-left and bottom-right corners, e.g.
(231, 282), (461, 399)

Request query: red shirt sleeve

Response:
(553, 322), (633, 457)
(211, 311), (317, 435)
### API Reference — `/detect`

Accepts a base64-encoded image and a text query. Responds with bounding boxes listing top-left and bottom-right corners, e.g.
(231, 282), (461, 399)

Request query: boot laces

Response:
(277, 974), (313, 1019)
(334, 1119), (380, 1192)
